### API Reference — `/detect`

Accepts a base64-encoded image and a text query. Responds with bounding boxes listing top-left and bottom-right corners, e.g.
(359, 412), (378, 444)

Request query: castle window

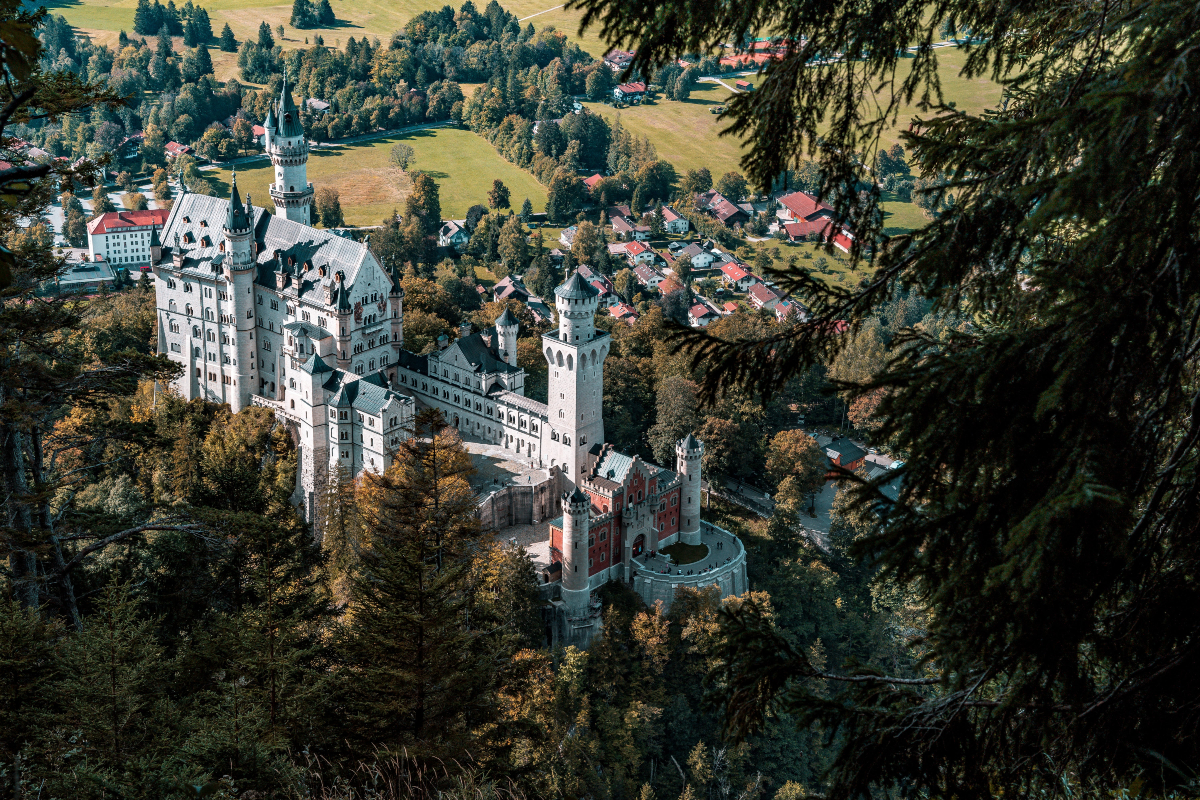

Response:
(600, 551), (606, 562)
(551, 431), (559, 441)
(169, 321), (180, 333)
(588, 558), (593, 568)
(369, 359), (375, 370)
(193, 347), (201, 357)
(206, 330), (215, 342)
(600, 530), (607, 541)
(186, 304), (194, 316)
(380, 355), (388, 366)
(671, 496), (677, 506)
(580, 436), (586, 445)
(169, 300), (178, 311)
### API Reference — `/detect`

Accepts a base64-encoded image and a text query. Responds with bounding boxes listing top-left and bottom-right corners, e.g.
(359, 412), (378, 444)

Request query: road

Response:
(518, 4), (563, 21)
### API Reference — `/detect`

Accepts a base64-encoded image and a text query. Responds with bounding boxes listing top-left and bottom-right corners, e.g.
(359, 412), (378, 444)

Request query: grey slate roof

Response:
(161, 193), (375, 303)
(680, 432), (701, 450)
(492, 389), (548, 418)
(555, 270), (600, 300)
(449, 328), (520, 375)
(595, 449), (634, 483)
(324, 370), (411, 416)
(495, 307), (519, 327)
(300, 352), (333, 374)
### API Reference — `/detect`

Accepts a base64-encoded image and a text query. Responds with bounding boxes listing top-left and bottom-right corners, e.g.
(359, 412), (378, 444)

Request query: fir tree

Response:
(290, 0), (316, 29)
(316, 0), (335, 25)
(257, 20), (274, 49)
(133, 0), (157, 34)
(344, 410), (494, 758)
(519, 196), (532, 221)
(218, 22), (236, 51)
(155, 23), (173, 61)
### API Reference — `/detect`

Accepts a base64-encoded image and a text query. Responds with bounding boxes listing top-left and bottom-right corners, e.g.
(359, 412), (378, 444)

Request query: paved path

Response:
(699, 76), (742, 93)
(518, 4), (563, 21)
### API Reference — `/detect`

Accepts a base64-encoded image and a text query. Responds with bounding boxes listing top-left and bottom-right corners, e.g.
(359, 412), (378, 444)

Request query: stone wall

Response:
(478, 468), (564, 531)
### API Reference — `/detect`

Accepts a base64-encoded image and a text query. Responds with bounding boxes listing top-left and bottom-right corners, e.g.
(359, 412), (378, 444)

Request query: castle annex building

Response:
(154, 81), (746, 631)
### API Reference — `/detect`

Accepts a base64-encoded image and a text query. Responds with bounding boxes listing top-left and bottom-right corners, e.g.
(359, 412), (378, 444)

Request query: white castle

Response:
(154, 80), (746, 630)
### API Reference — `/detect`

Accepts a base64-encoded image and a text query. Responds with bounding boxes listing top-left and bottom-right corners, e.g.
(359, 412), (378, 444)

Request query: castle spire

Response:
(225, 169), (250, 232)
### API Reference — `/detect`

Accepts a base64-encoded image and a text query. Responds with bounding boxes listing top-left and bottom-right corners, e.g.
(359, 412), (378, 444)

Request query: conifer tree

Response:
(218, 22), (236, 52)
(316, 0), (335, 25)
(133, 0), (157, 34)
(55, 581), (167, 782)
(257, 20), (274, 49)
(344, 410), (494, 759)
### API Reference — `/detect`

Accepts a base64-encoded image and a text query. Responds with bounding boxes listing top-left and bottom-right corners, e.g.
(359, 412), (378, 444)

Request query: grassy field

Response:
(584, 46), (1002, 179)
(207, 127), (547, 225)
(41, 0), (609, 60)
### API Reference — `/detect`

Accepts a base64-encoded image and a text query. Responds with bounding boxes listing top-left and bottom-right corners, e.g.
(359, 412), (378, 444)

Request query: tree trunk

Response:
(2, 423), (37, 609)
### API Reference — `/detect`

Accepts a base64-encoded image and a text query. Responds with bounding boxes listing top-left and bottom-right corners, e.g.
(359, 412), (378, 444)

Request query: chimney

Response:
(437, 333), (449, 350)
(458, 322), (471, 340)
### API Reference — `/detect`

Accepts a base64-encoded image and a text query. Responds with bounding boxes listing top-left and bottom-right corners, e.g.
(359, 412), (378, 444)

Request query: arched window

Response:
(192, 325), (200, 337)
(206, 330), (215, 341)
(185, 304), (193, 316)
(567, 354), (574, 370)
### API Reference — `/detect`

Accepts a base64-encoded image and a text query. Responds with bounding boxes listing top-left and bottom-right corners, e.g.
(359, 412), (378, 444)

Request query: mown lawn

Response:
(583, 45), (1002, 180)
(43, 0), (609, 59)
(207, 127), (547, 225)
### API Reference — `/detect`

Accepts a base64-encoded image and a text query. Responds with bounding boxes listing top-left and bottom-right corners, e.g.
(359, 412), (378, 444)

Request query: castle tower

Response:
(560, 487), (591, 615)
(544, 270), (609, 480)
(388, 262), (404, 355)
(676, 432), (705, 546)
(495, 306), (519, 368)
(265, 70), (314, 225)
(223, 172), (257, 412)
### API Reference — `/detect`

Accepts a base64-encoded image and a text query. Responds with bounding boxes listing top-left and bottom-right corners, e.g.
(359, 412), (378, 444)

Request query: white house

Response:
(87, 209), (171, 269)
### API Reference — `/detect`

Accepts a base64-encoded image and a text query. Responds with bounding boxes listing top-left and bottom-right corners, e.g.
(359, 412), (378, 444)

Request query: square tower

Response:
(544, 270), (609, 480)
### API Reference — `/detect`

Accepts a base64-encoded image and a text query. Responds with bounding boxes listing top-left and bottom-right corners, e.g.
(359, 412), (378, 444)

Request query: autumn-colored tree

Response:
(765, 429), (826, 495)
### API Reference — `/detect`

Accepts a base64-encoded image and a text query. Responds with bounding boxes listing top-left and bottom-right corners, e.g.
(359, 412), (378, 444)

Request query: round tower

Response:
(555, 270), (599, 344)
(676, 432), (704, 546)
(223, 172), (257, 412)
(560, 487), (591, 615)
(495, 305), (519, 368)
(266, 70), (314, 225)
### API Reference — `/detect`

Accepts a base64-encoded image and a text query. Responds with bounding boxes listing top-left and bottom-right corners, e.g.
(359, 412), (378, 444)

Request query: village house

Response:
(624, 241), (657, 265)
(658, 277), (685, 297)
(604, 48), (636, 72)
(748, 282), (781, 311)
(825, 437), (867, 474)
(610, 301), (639, 325)
(582, 174), (604, 193)
(438, 220), (469, 251)
(493, 275), (533, 303)
(677, 242), (716, 270)
(722, 301), (739, 315)
(735, 79), (754, 91)
(559, 226), (578, 249)
(659, 205), (689, 234)
(87, 208), (171, 269)
(633, 264), (665, 288)
(696, 189), (749, 227)
(719, 261), (758, 291)
(688, 302), (719, 327)
(614, 81), (647, 103)
(777, 191), (855, 252)
(165, 141), (194, 160)
(775, 298), (807, 322)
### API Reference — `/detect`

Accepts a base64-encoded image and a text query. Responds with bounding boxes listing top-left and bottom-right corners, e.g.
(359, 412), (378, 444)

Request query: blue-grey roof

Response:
(547, 515), (564, 530)
(162, 194), (376, 303)
(680, 432), (700, 450)
(595, 449), (634, 483)
(324, 370), (412, 416)
(495, 307), (519, 327)
(555, 270), (600, 300)
(300, 352), (333, 374)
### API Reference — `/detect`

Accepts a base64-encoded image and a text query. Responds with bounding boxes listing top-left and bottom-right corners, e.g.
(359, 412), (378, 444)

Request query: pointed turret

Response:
(225, 170), (251, 233)
(277, 68), (304, 138)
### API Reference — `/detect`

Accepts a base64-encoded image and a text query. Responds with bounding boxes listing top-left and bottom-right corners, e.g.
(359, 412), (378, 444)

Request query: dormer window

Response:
(219, 241), (225, 252)
(200, 236), (211, 247)
(199, 220), (207, 227)
(183, 232), (194, 244)
(183, 216), (190, 223)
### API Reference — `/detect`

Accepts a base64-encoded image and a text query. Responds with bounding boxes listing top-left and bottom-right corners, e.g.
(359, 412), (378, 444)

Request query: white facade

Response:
(86, 209), (170, 268)
(264, 74), (314, 225)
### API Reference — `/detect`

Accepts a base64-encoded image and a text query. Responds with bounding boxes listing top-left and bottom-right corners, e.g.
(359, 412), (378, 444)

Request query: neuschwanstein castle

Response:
(153, 79), (746, 631)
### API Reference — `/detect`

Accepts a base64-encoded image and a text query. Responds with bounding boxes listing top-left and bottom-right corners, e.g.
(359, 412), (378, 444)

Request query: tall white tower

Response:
(676, 433), (704, 545)
(495, 306), (519, 368)
(222, 171), (257, 412)
(265, 71), (314, 225)
(544, 270), (609, 480)
(560, 487), (591, 615)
